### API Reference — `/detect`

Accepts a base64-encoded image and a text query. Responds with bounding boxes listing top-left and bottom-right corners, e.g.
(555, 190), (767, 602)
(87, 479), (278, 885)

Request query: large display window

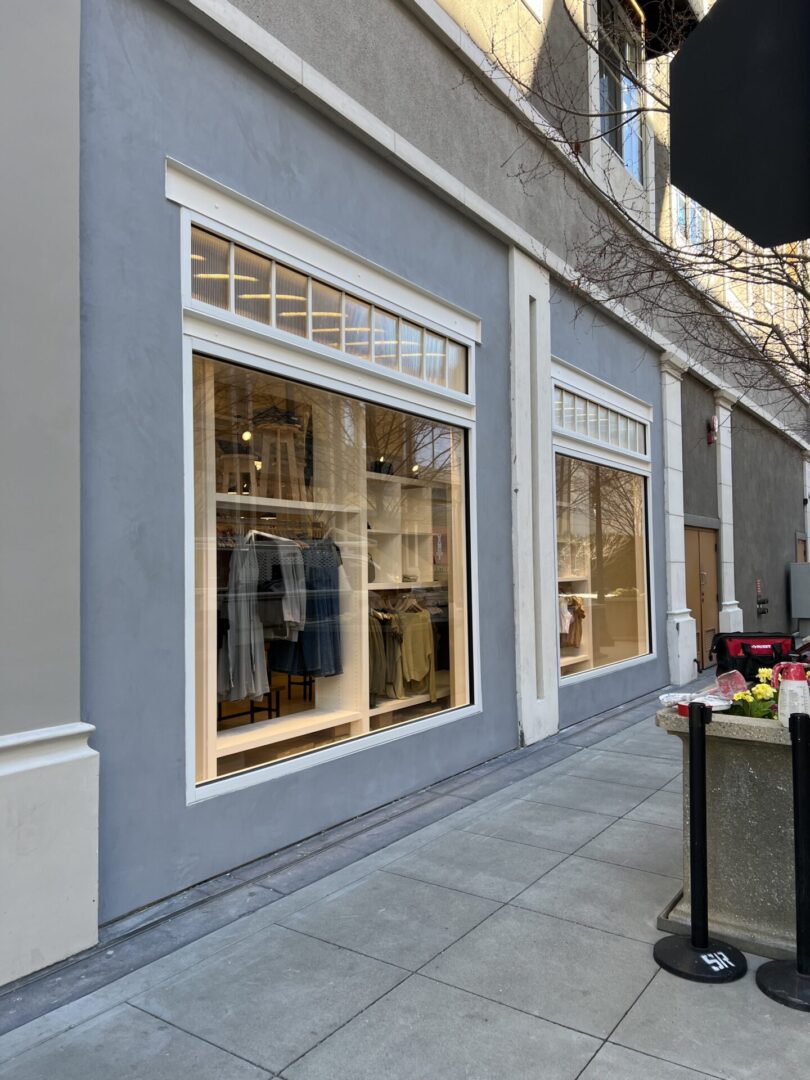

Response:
(193, 354), (470, 782)
(556, 454), (650, 676)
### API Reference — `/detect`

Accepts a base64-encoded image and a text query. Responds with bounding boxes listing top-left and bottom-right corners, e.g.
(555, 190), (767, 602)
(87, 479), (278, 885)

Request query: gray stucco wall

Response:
(681, 375), (719, 523)
(550, 286), (670, 725)
(0, 1), (81, 736)
(82, 0), (517, 920)
(731, 408), (805, 632)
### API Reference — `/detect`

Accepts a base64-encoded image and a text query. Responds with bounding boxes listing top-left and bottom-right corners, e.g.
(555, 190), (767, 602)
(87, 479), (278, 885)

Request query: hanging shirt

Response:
(218, 539), (270, 702)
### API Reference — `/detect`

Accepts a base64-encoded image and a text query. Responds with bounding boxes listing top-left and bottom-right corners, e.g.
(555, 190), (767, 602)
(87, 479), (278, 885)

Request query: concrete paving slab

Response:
(591, 728), (683, 761)
(515, 773), (657, 816)
(614, 961), (810, 1080)
(512, 855), (681, 944)
(385, 829), (567, 901)
(462, 799), (616, 854)
(131, 925), (406, 1075)
(283, 974), (599, 1080)
(581, 1042), (717, 1079)
(625, 791), (683, 830)
(0, 1003), (271, 1079)
(577, 819), (682, 878)
(565, 750), (682, 790)
(280, 871), (498, 969)
(422, 906), (657, 1039)
(663, 775), (684, 792)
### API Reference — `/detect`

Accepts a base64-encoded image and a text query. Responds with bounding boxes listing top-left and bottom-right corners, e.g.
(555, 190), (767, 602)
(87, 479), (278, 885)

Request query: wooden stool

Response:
(219, 453), (259, 496)
(256, 424), (305, 501)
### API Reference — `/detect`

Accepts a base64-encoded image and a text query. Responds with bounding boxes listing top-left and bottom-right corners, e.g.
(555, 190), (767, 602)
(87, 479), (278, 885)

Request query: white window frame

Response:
(168, 161), (482, 804)
(551, 358), (657, 684)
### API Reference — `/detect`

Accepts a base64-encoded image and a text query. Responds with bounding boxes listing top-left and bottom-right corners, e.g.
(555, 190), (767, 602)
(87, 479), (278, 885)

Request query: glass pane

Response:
(400, 321), (423, 379)
(608, 411), (619, 445)
(234, 247), (271, 324)
(556, 453), (649, 677)
(275, 264), (308, 338)
(193, 354), (470, 782)
(562, 391), (576, 431)
(446, 341), (467, 392)
(424, 332), (446, 386)
(553, 387), (563, 428)
(638, 424), (647, 455)
(344, 296), (371, 360)
(598, 406), (609, 443)
(374, 309), (399, 370)
(618, 414), (629, 448)
(311, 281), (342, 351)
(191, 227), (230, 309)
(575, 396), (588, 435)
(587, 401), (599, 440)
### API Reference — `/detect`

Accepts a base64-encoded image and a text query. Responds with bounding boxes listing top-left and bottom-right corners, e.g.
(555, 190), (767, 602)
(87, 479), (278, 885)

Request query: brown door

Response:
(685, 527), (720, 670)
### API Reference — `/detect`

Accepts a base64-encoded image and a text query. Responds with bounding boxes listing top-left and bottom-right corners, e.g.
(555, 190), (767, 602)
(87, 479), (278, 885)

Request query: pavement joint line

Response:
(506, 890), (673, 948)
(126, 1001), (274, 1075)
(607, 1028), (727, 1080)
(272, 969), (418, 1077)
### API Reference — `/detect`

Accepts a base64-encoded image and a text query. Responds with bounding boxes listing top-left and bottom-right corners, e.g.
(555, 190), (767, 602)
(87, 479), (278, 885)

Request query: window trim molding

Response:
(174, 179), (483, 800)
(551, 359), (657, 683)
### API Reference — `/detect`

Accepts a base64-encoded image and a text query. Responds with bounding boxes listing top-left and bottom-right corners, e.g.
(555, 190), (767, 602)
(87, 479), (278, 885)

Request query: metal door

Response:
(685, 526), (720, 670)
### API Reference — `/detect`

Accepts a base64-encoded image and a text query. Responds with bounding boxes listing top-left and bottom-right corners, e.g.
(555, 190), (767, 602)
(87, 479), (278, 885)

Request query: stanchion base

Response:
(654, 934), (747, 982)
(756, 960), (810, 1011)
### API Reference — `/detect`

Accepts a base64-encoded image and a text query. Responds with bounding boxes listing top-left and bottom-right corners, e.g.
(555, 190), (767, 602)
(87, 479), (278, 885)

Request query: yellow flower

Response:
(757, 667), (773, 683)
(752, 683), (775, 701)
(733, 691), (754, 703)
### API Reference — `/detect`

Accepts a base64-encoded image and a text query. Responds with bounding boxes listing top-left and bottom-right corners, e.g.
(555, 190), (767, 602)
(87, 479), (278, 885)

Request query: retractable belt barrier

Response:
(653, 701), (747, 983)
(756, 711), (810, 1011)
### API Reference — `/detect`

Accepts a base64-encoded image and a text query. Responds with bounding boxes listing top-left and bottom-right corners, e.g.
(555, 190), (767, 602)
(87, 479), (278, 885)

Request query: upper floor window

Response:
(672, 187), (703, 246)
(598, 0), (646, 183)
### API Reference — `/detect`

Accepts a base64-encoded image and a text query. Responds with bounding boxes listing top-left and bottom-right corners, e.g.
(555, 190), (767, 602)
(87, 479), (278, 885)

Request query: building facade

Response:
(1, 0), (807, 984)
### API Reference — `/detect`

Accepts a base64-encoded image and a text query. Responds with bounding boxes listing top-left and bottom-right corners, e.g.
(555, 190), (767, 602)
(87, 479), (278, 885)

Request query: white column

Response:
(510, 248), (559, 743)
(804, 455), (810, 549)
(0, 0), (98, 984)
(715, 388), (744, 632)
(660, 354), (698, 684)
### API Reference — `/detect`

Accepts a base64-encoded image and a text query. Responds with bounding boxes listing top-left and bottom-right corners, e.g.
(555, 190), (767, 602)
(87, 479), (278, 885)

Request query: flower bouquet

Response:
(727, 668), (778, 719)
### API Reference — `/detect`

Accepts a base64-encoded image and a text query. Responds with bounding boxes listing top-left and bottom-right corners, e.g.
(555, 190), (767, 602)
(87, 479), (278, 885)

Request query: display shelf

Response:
(365, 471), (449, 488)
(367, 580), (446, 590)
(558, 575), (589, 584)
(216, 708), (362, 756)
(216, 492), (360, 514)
(369, 673), (451, 716)
(560, 654), (590, 670)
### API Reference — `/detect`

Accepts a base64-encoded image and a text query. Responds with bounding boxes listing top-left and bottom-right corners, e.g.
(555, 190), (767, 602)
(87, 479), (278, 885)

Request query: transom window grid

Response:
(553, 385), (648, 457)
(597, 0), (645, 183)
(191, 226), (468, 394)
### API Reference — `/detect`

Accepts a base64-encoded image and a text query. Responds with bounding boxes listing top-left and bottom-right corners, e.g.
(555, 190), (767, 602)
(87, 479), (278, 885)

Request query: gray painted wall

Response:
(681, 375), (719, 523)
(0, 2), (81, 737)
(550, 286), (670, 725)
(731, 408), (805, 632)
(82, 0), (517, 920)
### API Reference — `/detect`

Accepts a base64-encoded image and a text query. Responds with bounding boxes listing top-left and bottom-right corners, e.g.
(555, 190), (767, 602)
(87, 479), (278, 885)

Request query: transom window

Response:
(191, 226), (468, 393)
(553, 385), (648, 456)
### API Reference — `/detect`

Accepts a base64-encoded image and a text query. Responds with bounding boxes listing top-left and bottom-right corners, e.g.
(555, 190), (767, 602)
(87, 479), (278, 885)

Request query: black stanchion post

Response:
(653, 701), (747, 982)
(756, 711), (810, 1010)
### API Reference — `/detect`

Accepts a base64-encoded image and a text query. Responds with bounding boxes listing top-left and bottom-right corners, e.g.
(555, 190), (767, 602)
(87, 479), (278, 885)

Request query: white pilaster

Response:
(715, 388), (744, 631)
(660, 353), (699, 684)
(804, 455), (810, 549)
(510, 248), (559, 743)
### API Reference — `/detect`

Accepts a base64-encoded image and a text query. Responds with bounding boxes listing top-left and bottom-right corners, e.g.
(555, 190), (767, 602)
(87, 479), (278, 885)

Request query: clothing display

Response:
(218, 532), (342, 702)
(559, 594), (586, 648)
(268, 539), (343, 678)
(369, 596), (439, 707)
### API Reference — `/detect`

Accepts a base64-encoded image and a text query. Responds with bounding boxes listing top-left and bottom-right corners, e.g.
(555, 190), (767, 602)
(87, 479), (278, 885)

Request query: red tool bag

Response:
(709, 632), (794, 679)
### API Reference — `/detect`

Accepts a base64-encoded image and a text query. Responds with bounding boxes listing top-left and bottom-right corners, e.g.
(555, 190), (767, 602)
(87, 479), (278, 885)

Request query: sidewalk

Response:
(2, 691), (809, 1078)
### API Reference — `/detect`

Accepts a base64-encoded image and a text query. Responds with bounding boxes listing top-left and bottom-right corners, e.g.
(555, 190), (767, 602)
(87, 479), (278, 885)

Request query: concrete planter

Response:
(656, 707), (795, 959)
